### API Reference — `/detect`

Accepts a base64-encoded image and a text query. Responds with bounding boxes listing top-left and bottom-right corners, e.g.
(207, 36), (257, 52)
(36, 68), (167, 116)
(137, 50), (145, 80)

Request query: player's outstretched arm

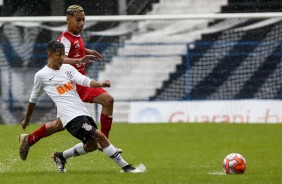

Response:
(85, 48), (103, 60)
(90, 80), (111, 88)
(80, 55), (99, 63)
(63, 55), (99, 65)
(21, 102), (36, 130)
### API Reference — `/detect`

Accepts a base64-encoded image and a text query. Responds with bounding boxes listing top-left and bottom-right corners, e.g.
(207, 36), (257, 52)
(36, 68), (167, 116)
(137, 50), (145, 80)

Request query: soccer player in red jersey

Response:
(19, 5), (120, 160)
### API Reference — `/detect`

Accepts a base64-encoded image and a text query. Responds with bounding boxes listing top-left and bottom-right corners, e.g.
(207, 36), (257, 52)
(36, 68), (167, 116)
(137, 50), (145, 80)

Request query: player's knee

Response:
(92, 130), (110, 149)
(84, 142), (98, 152)
(54, 119), (64, 131)
(46, 120), (64, 135)
(104, 94), (114, 107)
(94, 130), (107, 142)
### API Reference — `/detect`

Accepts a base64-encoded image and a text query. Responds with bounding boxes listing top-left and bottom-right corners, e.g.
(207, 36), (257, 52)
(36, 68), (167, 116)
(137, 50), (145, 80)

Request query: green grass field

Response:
(0, 123), (282, 184)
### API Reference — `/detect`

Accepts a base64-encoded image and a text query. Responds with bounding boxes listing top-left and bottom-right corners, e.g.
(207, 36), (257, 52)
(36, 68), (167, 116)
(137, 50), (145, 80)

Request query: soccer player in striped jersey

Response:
(20, 40), (145, 173)
(19, 5), (120, 160)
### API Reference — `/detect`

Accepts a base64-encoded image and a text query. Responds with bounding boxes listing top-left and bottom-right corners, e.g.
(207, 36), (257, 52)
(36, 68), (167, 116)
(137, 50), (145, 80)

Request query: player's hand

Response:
(86, 49), (103, 61)
(21, 119), (30, 130)
(80, 55), (97, 63)
(102, 80), (111, 87)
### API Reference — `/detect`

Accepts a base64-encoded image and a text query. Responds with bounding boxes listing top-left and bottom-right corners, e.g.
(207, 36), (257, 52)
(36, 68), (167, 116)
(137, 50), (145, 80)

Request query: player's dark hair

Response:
(47, 40), (64, 53)
(66, 5), (84, 16)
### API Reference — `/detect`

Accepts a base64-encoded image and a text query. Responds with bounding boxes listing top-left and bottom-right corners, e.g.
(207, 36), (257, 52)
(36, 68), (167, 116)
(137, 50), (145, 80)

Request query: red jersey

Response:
(57, 31), (107, 102)
(58, 31), (86, 75)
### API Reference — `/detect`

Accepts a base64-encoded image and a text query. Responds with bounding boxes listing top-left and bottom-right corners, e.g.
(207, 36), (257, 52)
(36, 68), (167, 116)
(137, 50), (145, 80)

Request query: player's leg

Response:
(78, 86), (114, 138)
(92, 92), (114, 138)
(19, 118), (64, 160)
(87, 123), (146, 173)
(78, 87), (122, 152)
(52, 116), (98, 172)
(92, 92), (124, 153)
(87, 128), (146, 173)
(52, 116), (145, 173)
(29, 118), (64, 145)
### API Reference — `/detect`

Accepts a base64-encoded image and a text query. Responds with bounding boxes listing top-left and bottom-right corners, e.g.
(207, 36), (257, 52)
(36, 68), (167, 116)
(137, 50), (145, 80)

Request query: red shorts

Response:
(76, 85), (107, 103)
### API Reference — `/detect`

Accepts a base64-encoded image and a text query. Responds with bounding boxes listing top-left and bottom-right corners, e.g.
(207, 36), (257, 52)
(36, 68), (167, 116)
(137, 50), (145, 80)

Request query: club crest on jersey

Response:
(74, 40), (80, 49)
(65, 71), (73, 79)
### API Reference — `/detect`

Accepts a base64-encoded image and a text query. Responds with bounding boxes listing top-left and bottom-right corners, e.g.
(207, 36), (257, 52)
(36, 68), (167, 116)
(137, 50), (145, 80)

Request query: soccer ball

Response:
(223, 153), (246, 174)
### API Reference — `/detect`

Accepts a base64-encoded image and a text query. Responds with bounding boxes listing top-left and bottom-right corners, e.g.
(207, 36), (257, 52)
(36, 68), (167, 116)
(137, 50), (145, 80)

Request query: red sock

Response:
(28, 124), (49, 146)
(100, 114), (112, 138)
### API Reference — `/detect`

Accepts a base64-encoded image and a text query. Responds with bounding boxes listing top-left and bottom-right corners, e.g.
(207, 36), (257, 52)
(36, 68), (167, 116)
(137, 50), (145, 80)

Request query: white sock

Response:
(62, 143), (87, 159)
(103, 144), (128, 168)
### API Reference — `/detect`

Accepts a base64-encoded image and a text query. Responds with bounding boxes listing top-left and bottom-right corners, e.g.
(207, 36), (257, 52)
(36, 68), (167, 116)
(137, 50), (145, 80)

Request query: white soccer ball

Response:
(223, 153), (246, 174)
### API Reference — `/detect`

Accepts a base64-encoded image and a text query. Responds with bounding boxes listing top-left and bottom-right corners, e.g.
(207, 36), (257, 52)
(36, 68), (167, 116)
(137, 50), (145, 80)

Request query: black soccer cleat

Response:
(52, 152), (67, 173)
(122, 164), (146, 173)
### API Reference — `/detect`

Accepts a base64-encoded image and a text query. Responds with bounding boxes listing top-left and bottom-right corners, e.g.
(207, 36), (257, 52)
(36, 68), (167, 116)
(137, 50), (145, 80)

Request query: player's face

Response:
(49, 49), (65, 69)
(67, 11), (85, 35)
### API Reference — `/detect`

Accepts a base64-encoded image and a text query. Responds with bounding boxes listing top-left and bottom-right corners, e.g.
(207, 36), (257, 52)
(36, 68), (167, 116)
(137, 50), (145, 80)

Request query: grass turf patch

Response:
(0, 123), (282, 184)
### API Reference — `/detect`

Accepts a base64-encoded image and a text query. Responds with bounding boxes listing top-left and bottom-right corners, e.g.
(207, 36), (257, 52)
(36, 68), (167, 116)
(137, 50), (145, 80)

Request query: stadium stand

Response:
(96, 0), (228, 121)
(222, 0), (282, 13)
(0, 0), (159, 124)
(98, 0), (228, 102)
(151, 0), (282, 101)
(1, 0), (282, 123)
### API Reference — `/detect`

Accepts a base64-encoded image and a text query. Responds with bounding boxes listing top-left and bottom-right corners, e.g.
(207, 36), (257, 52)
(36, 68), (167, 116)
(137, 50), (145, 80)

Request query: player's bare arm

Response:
(90, 80), (111, 88)
(21, 102), (36, 130)
(85, 48), (103, 60)
(62, 55), (98, 65)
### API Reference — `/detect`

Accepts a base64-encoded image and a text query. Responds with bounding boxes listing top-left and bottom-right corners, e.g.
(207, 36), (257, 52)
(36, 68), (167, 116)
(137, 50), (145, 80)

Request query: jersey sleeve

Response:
(59, 36), (71, 56)
(29, 72), (44, 103)
(69, 65), (92, 87)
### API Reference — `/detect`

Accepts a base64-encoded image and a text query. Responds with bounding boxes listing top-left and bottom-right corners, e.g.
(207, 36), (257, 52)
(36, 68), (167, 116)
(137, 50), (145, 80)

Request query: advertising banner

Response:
(129, 100), (282, 123)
